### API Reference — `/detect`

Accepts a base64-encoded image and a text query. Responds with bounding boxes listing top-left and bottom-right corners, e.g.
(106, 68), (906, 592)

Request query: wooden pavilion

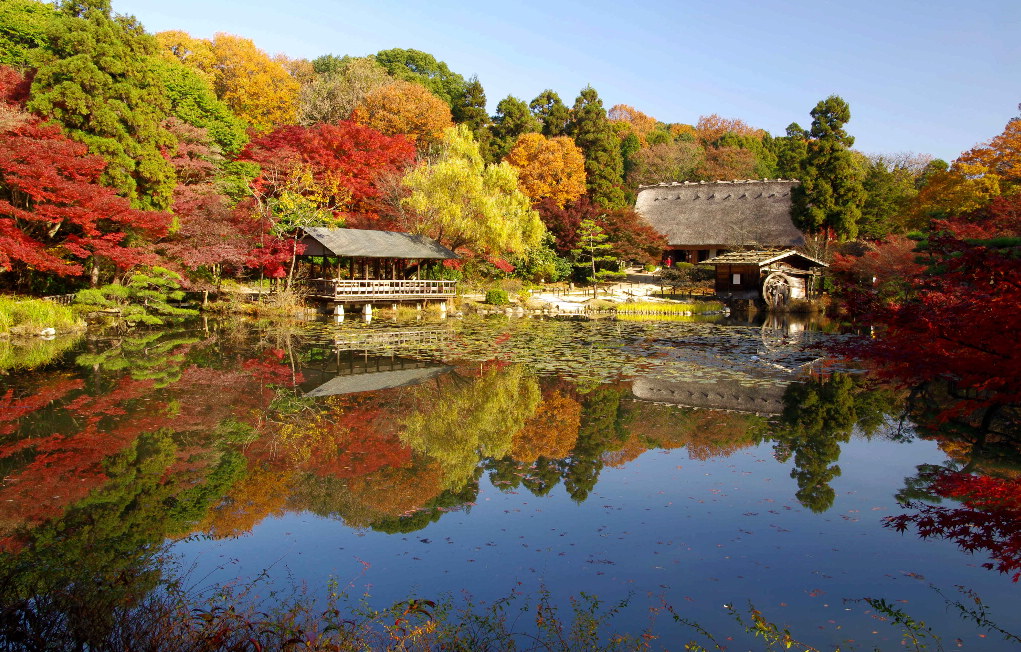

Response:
(297, 227), (458, 312)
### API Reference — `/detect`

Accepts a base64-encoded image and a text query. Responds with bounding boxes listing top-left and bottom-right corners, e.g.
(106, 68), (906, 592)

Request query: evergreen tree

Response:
(571, 218), (624, 288)
(488, 95), (539, 162)
(790, 96), (866, 241)
(771, 122), (808, 179)
(27, 0), (177, 210)
(567, 86), (625, 209)
(530, 89), (570, 137)
(452, 75), (491, 159)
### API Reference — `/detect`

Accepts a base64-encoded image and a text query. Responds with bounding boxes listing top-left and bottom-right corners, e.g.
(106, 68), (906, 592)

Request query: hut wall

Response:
(715, 264), (760, 293)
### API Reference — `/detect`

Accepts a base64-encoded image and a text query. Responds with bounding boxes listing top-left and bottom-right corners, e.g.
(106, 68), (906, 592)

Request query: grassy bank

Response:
(0, 296), (84, 338)
(614, 300), (725, 315)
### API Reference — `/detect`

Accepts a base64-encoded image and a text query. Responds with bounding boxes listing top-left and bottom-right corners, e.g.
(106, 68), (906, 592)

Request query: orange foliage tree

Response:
(695, 114), (763, 144)
(510, 389), (581, 462)
(504, 133), (587, 208)
(157, 31), (299, 132)
(956, 114), (1021, 190)
(352, 80), (452, 147)
(608, 104), (658, 146)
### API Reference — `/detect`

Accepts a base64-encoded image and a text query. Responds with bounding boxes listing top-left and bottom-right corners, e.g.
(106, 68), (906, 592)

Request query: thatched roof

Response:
(634, 179), (804, 248)
(632, 377), (788, 414)
(300, 227), (457, 260)
(703, 250), (828, 268)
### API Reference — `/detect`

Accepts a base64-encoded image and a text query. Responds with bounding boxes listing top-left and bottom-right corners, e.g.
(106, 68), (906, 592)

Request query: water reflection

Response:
(1, 316), (1018, 646)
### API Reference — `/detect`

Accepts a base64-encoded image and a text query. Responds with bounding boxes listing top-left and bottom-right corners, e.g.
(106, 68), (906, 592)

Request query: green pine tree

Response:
(567, 86), (625, 209)
(790, 96), (867, 242)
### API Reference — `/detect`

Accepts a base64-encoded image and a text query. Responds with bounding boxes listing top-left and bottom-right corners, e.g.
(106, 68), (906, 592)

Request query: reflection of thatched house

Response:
(634, 179), (803, 264)
(632, 377), (787, 415)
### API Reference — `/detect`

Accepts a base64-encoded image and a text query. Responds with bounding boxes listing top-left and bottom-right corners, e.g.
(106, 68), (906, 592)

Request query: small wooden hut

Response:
(701, 249), (828, 308)
(297, 227), (458, 309)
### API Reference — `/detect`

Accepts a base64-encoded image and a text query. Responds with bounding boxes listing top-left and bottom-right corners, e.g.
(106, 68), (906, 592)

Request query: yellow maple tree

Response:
(608, 104), (658, 146)
(504, 133), (587, 207)
(352, 80), (452, 146)
(157, 31), (298, 132)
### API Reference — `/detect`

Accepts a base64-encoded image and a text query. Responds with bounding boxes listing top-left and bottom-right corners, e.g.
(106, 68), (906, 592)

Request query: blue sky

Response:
(115, 0), (1019, 162)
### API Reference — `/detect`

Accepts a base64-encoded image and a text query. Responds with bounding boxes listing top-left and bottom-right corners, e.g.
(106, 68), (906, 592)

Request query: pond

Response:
(1, 314), (1019, 649)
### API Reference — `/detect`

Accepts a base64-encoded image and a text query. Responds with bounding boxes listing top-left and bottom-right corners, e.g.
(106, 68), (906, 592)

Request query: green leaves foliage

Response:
(790, 96), (866, 240)
(26, 0), (177, 210)
(74, 266), (198, 327)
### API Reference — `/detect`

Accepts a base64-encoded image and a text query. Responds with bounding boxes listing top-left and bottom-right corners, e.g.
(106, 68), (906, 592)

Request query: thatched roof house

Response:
(634, 179), (803, 264)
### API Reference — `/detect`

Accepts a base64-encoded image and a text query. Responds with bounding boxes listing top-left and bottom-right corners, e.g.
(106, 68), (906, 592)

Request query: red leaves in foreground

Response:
(886, 468), (1021, 581)
(0, 104), (170, 276)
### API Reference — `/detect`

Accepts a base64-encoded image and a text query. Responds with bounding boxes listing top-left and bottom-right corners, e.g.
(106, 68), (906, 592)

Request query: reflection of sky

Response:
(171, 434), (1021, 649)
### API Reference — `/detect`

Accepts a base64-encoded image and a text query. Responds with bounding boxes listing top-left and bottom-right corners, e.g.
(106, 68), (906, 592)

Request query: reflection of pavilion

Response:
(632, 377), (787, 415)
(300, 347), (451, 397)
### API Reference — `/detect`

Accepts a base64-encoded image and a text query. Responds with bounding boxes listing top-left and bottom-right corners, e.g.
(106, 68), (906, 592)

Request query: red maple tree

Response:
(239, 121), (416, 225)
(886, 468), (1021, 581)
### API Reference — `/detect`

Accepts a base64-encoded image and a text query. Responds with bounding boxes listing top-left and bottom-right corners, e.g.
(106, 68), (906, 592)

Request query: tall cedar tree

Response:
(27, 0), (177, 211)
(567, 86), (626, 209)
(791, 96), (866, 241)
(452, 75), (491, 159)
(488, 95), (539, 162)
(530, 90), (570, 137)
(0, 113), (171, 284)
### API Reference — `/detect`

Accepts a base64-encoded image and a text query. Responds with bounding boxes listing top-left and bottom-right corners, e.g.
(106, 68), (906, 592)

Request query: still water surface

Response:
(1, 314), (1018, 648)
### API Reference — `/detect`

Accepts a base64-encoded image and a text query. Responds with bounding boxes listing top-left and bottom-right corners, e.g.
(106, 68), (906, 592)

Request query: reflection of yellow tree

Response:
(197, 465), (293, 539)
(287, 459), (445, 529)
(510, 390), (580, 463)
(402, 365), (541, 489)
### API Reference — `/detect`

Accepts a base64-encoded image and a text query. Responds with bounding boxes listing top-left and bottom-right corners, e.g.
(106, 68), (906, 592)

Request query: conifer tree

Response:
(791, 96), (866, 241)
(27, 0), (177, 210)
(567, 86), (625, 209)
(530, 89), (570, 137)
(488, 95), (539, 162)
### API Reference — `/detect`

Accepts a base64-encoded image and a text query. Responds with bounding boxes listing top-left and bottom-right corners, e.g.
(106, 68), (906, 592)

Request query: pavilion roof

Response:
(300, 227), (457, 260)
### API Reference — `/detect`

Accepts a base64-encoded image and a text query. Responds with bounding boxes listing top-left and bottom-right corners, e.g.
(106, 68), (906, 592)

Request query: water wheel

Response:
(762, 272), (792, 309)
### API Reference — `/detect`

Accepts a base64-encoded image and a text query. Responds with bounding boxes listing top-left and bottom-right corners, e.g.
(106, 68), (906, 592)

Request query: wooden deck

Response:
(308, 279), (456, 303)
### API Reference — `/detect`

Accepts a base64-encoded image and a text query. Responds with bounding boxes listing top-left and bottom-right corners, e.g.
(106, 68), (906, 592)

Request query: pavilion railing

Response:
(308, 279), (456, 302)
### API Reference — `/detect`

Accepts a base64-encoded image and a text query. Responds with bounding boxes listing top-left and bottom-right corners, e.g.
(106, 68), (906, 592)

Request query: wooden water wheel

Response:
(762, 272), (792, 309)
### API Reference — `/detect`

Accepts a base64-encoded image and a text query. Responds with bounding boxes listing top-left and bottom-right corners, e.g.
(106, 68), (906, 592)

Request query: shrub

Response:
(485, 289), (509, 305)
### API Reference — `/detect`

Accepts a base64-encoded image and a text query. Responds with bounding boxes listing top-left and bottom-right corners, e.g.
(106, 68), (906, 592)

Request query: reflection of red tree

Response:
(248, 393), (412, 480)
(0, 377), (84, 436)
(0, 377), (163, 550)
(241, 348), (303, 388)
(886, 469), (1021, 581)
